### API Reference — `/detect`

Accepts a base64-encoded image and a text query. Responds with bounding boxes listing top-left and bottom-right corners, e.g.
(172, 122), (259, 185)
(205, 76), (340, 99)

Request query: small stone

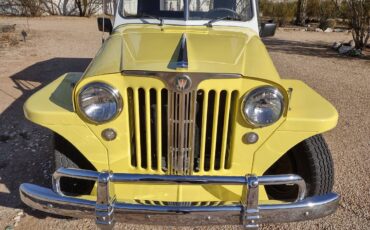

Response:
(324, 28), (333, 33)
(307, 27), (316, 32)
(334, 28), (345, 32)
(315, 28), (323, 32)
(17, 211), (24, 217)
(332, 42), (342, 50)
(13, 215), (20, 222)
(349, 40), (356, 48)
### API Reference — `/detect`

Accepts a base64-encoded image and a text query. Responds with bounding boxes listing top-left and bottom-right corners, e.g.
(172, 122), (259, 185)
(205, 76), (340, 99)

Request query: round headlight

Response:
(78, 83), (122, 123)
(242, 86), (284, 127)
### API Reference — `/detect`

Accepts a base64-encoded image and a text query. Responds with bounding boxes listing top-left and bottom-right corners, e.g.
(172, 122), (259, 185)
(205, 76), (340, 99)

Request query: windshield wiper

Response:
(206, 16), (239, 27)
(140, 13), (164, 26)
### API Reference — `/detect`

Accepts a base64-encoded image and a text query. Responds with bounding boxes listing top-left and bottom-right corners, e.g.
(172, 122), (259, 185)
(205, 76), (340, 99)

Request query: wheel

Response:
(54, 133), (96, 196)
(264, 134), (334, 201)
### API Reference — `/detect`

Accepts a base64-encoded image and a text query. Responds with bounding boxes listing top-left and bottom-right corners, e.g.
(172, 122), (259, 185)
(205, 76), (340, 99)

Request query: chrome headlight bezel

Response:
(241, 86), (285, 127)
(77, 82), (123, 124)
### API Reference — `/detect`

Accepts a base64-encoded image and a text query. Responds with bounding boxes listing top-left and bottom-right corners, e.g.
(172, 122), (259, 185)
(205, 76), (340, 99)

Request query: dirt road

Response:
(0, 17), (369, 229)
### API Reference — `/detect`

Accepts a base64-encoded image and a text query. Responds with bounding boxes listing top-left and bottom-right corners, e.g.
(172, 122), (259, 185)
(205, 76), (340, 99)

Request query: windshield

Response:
(120, 0), (253, 21)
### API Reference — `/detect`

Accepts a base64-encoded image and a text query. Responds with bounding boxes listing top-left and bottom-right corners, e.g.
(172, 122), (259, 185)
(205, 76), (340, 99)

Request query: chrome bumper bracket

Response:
(20, 168), (340, 229)
(243, 175), (260, 229)
(95, 171), (115, 229)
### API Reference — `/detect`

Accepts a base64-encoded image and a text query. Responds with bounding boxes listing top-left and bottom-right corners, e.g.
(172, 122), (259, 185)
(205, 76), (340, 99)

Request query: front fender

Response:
(23, 73), (109, 171)
(253, 80), (338, 199)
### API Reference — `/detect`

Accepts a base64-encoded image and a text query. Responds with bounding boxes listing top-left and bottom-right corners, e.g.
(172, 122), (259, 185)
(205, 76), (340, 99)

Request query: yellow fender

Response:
(23, 72), (109, 172)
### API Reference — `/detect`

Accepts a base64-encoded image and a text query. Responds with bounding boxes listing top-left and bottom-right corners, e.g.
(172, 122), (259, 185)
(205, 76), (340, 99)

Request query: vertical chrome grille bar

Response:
(178, 92), (185, 175)
(183, 93), (189, 175)
(188, 91), (196, 174)
(174, 93), (179, 174)
(168, 91), (174, 174)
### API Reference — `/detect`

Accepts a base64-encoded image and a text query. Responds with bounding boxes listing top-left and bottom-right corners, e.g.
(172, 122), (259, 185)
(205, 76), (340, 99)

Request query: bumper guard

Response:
(19, 168), (339, 229)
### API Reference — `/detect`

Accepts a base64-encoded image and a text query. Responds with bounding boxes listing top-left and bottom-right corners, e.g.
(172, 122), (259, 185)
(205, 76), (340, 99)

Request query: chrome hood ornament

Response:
(176, 34), (188, 69)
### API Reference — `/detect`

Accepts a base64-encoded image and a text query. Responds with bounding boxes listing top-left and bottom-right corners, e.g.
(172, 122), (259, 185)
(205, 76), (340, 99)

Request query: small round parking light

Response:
(243, 132), (259, 144)
(102, 128), (117, 141)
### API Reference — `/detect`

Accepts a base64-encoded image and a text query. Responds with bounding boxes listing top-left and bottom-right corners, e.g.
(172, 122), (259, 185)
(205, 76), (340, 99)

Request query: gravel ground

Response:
(0, 17), (369, 230)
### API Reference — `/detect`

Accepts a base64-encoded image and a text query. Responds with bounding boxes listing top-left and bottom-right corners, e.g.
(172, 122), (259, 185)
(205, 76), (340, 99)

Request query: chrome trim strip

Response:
(122, 71), (242, 78)
(20, 168), (339, 229)
(122, 71), (241, 91)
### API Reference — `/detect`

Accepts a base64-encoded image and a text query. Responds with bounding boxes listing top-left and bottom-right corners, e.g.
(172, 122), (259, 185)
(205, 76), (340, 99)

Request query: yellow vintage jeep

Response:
(20, 0), (339, 229)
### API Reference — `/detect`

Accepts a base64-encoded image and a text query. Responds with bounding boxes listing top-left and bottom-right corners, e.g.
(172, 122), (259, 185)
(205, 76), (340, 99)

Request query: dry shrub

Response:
(306, 0), (337, 29)
(0, 33), (19, 48)
(0, 0), (43, 16)
(334, 0), (370, 49)
(260, 0), (297, 26)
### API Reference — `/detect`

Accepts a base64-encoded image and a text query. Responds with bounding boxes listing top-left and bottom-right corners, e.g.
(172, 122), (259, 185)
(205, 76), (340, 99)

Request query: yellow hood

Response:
(84, 24), (280, 81)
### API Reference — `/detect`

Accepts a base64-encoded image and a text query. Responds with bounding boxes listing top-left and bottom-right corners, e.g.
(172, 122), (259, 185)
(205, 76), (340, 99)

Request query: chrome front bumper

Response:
(19, 168), (339, 229)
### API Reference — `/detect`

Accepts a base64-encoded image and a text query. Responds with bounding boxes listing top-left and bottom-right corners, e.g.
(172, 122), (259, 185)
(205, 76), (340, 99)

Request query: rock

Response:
(315, 28), (323, 32)
(12, 210), (24, 226)
(324, 28), (333, 33)
(338, 45), (354, 54)
(16, 210), (25, 217)
(334, 28), (345, 32)
(332, 42), (342, 50)
(349, 40), (356, 48)
(307, 27), (316, 32)
(13, 215), (20, 222)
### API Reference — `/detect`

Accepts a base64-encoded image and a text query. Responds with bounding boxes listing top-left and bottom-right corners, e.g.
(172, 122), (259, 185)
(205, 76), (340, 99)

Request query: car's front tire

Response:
(264, 134), (334, 200)
(54, 133), (96, 196)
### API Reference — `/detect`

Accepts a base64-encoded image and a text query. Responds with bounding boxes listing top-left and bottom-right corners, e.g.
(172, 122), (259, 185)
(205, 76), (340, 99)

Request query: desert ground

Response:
(0, 17), (369, 229)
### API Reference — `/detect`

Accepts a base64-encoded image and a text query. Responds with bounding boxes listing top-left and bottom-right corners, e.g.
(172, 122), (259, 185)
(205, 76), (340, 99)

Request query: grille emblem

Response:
(174, 75), (191, 92)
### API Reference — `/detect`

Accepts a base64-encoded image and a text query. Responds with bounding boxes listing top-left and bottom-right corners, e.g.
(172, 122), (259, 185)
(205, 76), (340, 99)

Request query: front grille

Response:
(127, 87), (238, 175)
(168, 91), (196, 175)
